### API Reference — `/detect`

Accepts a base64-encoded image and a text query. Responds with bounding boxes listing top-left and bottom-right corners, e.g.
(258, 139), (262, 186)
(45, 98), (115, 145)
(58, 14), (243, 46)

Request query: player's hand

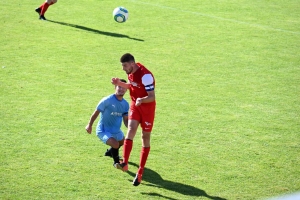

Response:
(111, 77), (120, 86)
(135, 98), (142, 106)
(85, 124), (92, 134)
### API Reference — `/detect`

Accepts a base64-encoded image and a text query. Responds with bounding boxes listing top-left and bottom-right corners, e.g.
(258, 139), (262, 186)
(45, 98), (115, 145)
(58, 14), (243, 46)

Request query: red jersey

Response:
(128, 63), (155, 105)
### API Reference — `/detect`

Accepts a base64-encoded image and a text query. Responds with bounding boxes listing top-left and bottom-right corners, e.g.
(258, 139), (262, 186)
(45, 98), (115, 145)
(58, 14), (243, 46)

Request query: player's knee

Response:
(126, 128), (137, 139)
(128, 120), (138, 131)
(128, 125), (138, 133)
(110, 141), (119, 149)
(119, 139), (124, 146)
(111, 144), (119, 149)
(141, 132), (151, 141)
(107, 138), (119, 149)
(50, 0), (57, 4)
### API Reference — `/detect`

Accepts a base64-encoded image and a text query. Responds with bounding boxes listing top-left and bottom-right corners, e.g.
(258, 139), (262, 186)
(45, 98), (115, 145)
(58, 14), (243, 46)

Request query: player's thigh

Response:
(96, 131), (112, 144)
(126, 119), (139, 139)
(109, 131), (124, 148)
(114, 130), (125, 142)
(128, 104), (141, 132)
(106, 138), (119, 148)
(140, 110), (155, 132)
(129, 105), (141, 122)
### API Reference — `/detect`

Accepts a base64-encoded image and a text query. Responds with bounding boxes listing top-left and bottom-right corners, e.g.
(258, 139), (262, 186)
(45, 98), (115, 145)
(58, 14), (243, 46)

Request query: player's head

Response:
(115, 79), (127, 96)
(120, 53), (135, 74)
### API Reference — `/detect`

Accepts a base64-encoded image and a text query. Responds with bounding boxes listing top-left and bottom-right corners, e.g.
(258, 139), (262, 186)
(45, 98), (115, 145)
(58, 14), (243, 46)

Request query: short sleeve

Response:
(96, 97), (108, 112)
(142, 74), (154, 91)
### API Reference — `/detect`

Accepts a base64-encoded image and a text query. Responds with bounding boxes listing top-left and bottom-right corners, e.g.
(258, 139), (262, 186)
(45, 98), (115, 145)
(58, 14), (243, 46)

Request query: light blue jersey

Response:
(96, 94), (129, 137)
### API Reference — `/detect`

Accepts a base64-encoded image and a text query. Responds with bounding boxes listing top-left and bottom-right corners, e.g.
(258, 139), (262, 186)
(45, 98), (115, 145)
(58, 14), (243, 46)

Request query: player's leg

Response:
(124, 119), (139, 161)
(104, 137), (124, 157)
(97, 131), (120, 164)
(38, 0), (57, 20)
(118, 138), (124, 161)
(116, 104), (141, 171)
(35, 6), (42, 16)
(106, 137), (121, 166)
(132, 131), (151, 186)
(106, 130), (125, 166)
(133, 106), (155, 186)
(104, 131), (124, 156)
(36, 1), (48, 20)
(115, 119), (139, 172)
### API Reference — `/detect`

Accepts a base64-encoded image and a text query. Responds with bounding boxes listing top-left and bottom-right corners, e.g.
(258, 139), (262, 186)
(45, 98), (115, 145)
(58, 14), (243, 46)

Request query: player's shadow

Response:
(128, 162), (227, 200)
(47, 20), (144, 42)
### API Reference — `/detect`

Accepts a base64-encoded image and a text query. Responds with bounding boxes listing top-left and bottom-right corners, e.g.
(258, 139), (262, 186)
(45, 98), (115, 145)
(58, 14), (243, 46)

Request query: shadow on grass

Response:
(128, 162), (227, 200)
(47, 20), (144, 42)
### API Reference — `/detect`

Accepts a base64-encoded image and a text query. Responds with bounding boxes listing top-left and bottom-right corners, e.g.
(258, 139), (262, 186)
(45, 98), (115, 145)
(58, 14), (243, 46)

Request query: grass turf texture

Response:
(1, 0), (299, 199)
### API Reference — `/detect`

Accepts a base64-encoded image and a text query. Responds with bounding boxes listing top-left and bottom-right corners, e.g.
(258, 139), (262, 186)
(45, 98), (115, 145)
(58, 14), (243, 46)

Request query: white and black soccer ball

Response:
(113, 7), (129, 23)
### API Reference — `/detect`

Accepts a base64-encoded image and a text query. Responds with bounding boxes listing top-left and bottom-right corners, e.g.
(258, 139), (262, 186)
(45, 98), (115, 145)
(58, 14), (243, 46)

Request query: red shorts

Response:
(129, 102), (156, 132)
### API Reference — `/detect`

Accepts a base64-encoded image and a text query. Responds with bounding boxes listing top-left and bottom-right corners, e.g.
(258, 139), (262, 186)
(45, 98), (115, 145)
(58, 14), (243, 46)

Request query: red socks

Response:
(123, 139), (150, 176)
(122, 139), (133, 164)
(40, 2), (54, 16)
(137, 147), (150, 175)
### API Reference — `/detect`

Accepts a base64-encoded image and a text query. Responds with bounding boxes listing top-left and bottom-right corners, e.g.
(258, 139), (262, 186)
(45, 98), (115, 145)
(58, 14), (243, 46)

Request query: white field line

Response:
(129, 0), (300, 35)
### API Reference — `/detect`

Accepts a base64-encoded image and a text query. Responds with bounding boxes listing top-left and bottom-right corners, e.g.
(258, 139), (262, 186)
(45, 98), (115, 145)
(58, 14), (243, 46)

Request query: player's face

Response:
(115, 85), (127, 96)
(122, 61), (134, 74)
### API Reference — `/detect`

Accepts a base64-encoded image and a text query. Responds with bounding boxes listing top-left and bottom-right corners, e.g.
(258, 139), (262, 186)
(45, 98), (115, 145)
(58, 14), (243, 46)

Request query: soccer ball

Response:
(113, 7), (129, 23)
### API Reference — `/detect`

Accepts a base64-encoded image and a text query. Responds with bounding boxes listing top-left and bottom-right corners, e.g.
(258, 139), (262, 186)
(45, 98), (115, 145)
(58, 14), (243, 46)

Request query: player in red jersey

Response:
(111, 53), (156, 186)
(35, 0), (57, 20)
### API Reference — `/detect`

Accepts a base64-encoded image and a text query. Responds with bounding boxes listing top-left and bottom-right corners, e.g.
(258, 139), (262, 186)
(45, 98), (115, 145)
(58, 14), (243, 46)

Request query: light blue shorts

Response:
(96, 130), (124, 144)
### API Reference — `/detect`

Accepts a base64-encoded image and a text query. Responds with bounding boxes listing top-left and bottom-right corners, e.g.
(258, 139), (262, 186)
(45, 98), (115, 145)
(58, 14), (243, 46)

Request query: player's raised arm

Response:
(111, 77), (131, 89)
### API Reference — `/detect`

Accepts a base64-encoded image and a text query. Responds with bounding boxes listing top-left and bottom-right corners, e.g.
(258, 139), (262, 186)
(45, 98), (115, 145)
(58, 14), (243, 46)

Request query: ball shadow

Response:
(47, 20), (144, 42)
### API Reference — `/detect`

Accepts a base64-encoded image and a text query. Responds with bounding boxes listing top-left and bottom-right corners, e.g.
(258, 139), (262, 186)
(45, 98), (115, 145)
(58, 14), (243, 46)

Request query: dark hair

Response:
(120, 53), (135, 63)
(120, 79), (127, 83)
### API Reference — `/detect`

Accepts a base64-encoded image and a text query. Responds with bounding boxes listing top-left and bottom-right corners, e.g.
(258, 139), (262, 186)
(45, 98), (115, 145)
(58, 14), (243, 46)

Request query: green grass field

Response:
(1, 0), (299, 199)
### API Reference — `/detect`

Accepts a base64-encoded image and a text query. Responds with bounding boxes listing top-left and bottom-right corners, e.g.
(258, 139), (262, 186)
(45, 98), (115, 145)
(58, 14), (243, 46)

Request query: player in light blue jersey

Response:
(85, 79), (129, 167)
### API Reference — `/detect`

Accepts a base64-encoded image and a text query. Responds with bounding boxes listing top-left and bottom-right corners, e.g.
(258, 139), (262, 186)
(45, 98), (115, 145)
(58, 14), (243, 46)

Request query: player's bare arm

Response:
(135, 90), (155, 106)
(85, 110), (100, 134)
(135, 73), (155, 106)
(123, 115), (129, 128)
(111, 77), (131, 89)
